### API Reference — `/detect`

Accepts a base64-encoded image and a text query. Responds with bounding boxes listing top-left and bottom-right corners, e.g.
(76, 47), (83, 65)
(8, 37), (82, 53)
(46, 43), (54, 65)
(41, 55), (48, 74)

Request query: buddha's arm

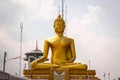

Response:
(69, 39), (76, 62)
(36, 40), (49, 62)
(30, 40), (49, 69)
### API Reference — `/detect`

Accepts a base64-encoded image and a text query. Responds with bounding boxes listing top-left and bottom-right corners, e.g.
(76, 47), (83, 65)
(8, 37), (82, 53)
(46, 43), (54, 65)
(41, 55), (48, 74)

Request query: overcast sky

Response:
(0, 0), (120, 79)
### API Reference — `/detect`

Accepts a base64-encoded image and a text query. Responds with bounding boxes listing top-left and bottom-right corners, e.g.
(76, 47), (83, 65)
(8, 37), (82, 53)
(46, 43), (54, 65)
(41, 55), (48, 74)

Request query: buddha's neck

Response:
(56, 33), (63, 37)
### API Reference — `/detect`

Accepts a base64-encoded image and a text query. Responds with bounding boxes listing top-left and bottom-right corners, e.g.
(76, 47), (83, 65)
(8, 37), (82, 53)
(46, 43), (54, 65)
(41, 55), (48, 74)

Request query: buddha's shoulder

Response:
(46, 36), (56, 39)
(64, 36), (74, 41)
(44, 36), (56, 42)
(64, 36), (74, 44)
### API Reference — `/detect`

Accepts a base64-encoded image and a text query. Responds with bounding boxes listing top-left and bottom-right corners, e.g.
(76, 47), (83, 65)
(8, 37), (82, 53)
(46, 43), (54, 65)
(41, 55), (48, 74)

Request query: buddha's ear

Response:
(64, 24), (66, 28)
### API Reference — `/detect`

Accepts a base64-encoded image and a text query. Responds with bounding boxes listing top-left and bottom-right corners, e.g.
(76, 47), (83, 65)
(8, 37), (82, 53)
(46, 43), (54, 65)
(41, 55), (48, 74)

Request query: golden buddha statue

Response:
(30, 15), (87, 70)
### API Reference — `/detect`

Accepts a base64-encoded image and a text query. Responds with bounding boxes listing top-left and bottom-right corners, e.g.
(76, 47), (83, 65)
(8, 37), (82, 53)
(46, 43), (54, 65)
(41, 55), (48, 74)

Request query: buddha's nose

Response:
(58, 26), (62, 29)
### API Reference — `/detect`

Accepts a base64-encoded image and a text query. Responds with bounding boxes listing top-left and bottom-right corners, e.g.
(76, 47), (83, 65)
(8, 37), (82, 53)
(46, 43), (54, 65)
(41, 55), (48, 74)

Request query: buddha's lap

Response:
(35, 63), (87, 69)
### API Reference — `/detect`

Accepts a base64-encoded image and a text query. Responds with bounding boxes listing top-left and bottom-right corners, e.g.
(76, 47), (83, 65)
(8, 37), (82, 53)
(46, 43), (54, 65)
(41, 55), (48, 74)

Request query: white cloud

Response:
(0, 28), (19, 57)
(88, 5), (105, 16)
(11, 0), (57, 20)
(80, 5), (105, 25)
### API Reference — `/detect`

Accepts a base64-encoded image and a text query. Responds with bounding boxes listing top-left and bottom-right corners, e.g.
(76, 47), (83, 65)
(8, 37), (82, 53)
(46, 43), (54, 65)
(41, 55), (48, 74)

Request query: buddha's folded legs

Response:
(31, 62), (87, 70)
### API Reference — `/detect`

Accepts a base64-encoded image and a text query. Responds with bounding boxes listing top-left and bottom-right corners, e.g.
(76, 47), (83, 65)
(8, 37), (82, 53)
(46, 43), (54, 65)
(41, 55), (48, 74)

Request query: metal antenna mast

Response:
(62, 0), (64, 19)
(19, 21), (23, 76)
(65, 3), (68, 36)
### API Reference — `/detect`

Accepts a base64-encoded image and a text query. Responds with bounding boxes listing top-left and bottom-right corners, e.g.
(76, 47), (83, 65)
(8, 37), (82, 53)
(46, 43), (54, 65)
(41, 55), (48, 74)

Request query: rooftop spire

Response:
(36, 40), (38, 50)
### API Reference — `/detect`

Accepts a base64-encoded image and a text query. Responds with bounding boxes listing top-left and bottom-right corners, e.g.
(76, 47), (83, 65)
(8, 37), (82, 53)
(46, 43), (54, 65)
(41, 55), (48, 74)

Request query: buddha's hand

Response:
(30, 60), (38, 69)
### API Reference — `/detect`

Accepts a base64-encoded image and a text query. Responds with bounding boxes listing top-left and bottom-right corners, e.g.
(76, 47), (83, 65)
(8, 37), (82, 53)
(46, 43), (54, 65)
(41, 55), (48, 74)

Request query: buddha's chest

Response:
(49, 38), (71, 48)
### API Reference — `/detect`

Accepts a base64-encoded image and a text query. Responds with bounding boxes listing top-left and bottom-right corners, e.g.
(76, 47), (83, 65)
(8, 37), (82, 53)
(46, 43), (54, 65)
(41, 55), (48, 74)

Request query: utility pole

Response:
(88, 60), (91, 69)
(108, 73), (110, 80)
(19, 22), (23, 76)
(3, 52), (7, 72)
(103, 72), (106, 80)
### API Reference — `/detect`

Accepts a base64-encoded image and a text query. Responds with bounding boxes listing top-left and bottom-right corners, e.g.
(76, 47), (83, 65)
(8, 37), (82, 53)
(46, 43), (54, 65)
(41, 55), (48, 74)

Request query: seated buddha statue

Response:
(30, 15), (87, 70)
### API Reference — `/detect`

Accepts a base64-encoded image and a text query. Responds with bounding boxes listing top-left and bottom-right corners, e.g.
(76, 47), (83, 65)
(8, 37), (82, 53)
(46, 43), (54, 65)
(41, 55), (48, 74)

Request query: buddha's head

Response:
(54, 15), (66, 34)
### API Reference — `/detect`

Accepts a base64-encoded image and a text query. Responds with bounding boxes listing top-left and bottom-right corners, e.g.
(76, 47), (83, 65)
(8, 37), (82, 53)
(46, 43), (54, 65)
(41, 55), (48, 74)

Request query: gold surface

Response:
(23, 69), (96, 75)
(23, 68), (96, 79)
(30, 15), (87, 70)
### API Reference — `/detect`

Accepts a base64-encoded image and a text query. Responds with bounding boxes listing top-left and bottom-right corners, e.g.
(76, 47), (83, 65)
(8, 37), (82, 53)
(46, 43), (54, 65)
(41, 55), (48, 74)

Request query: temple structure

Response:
(24, 41), (43, 69)
(23, 15), (99, 80)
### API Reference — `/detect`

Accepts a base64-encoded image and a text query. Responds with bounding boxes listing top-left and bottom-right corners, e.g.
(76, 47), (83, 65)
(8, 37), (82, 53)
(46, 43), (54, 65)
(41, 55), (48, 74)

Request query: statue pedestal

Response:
(23, 68), (99, 80)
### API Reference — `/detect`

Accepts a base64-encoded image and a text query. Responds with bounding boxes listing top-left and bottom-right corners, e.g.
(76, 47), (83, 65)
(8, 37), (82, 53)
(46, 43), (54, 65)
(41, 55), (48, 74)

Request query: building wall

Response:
(0, 71), (28, 80)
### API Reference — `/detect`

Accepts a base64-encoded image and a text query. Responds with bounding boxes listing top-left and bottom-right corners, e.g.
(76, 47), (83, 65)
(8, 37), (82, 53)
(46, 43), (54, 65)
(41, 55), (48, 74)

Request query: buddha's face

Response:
(54, 21), (65, 34)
